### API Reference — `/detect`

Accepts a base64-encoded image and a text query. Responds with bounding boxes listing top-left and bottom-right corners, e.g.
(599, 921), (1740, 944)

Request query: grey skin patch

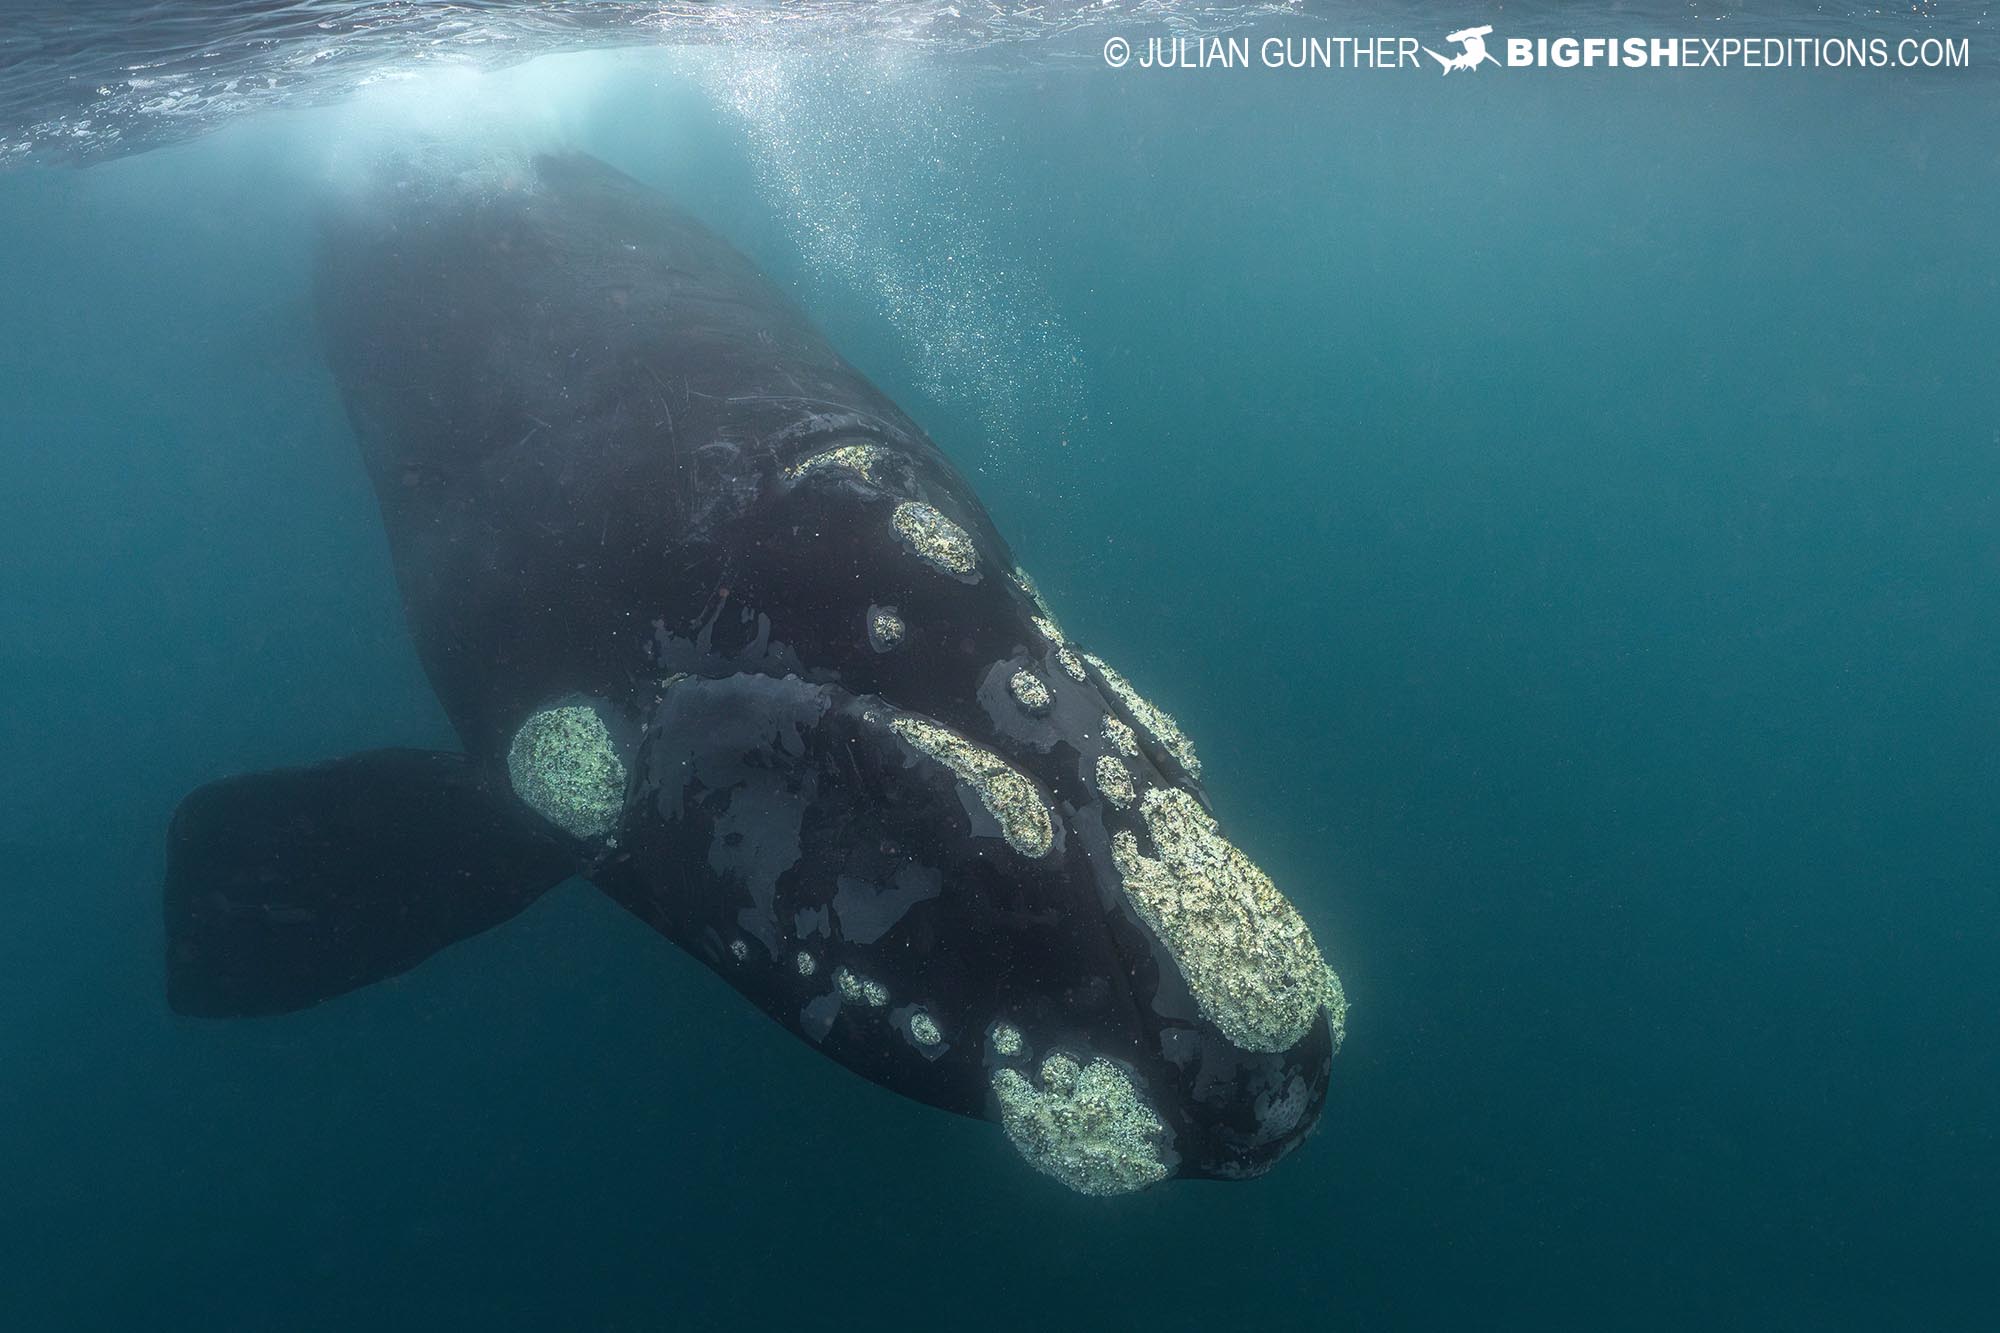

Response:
(866, 604), (905, 652)
(800, 992), (842, 1042)
(831, 865), (942, 945)
(735, 908), (780, 954)
(712, 778), (811, 954)
(506, 702), (627, 839)
(1111, 787), (1330, 1054)
(1253, 1075), (1312, 1139)
(1212, 1061), (1324, 1163)
(887, 714), (1055, 860)
(1007, 669), (1053, 716)
(1083, 652), (1202, 779)
(991, 1053), (1172, 1196)
(644, 673), (828, 955)
(891, 501), (980, 581)
(1156, 1025), (1202, 1070)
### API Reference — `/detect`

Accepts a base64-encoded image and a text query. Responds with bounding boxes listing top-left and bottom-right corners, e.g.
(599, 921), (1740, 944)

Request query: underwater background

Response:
(1, 3), (1995, 1328)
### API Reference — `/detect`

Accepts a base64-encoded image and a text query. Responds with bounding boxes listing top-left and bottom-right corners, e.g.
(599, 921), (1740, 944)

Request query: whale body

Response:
(165, 153), (1347, 1193)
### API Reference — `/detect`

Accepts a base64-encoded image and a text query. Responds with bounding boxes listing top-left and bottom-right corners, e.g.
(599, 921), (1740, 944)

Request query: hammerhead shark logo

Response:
(1424, 24), (1501, 75)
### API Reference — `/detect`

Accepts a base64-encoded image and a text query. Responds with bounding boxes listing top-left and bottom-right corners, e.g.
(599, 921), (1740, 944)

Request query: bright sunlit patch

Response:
(316, 54), (610, 197)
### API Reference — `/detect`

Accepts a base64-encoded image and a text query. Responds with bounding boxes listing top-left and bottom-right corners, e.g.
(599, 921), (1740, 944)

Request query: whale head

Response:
(512, 434), (1349, 1193)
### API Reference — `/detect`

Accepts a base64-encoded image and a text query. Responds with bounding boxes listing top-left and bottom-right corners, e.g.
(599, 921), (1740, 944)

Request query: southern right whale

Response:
(165, 152), (1348, 1194)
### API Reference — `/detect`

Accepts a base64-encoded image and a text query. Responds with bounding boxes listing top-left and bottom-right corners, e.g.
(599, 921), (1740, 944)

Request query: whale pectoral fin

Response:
(164, 748), (574, 1018)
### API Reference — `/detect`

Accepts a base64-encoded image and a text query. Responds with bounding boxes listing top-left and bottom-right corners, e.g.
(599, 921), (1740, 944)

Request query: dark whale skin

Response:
(316, 154), (1013, 759)
(180, 152), (1345, 1189)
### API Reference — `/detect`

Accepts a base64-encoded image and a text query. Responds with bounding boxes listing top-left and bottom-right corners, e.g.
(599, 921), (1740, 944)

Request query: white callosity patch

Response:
(989, 1021), (1025, 1058)
(786, 440), (897, 485)
(835, 965), (891, 1007)
(1103, 715), (1141, 760)
(1014, 567), (1058, 622)
(1094, 754), (1136, 809)
(1007, 668), (1052, 716)
(506, 703), (626, 839)
(867, 606), (905, 651)
(729, 939), (750, 962)
(991, 1053), (1170, 1197)
(1027, 608), (1090, 684)
(890, 500), (979, 579)
(1111, 788), (1333, 1054)
(888, 715), (1054, 859)
(796, 951), (817, 977)
(1084, 653), (1201, 778)
(1322, 962), (1349, 1055)
(907, 1009), (943, 1047)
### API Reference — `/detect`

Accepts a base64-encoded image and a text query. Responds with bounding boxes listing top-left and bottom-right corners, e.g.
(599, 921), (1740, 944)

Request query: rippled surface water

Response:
(6, 1), (1991, 163)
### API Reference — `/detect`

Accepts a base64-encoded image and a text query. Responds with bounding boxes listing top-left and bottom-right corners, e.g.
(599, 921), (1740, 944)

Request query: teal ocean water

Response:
(1, 5), (1995, 1328)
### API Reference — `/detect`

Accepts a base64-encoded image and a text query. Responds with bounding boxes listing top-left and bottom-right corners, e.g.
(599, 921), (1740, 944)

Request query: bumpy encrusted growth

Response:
(729, 939), (750, 962)
(1084, 653), (1201, 778)
(1014, 567), (1056, 619)
(991, 1054), (1170, 1196)
(1032, 608), (1096, 680)
(506, 704), (626, 839)
(787, 441), (896, 485)
(1008, 669), (1053, 715)
(1028, 612), (1089, 682)
(1104, 716), (1141, 759)
(989, 1021), (1025, 1057)
(1322, 963), (1349, 1055)
(1094, 755), (1136, 809)
(908, 1010), (943, 1047)
(836, 966), (891, 1007)
(1111, 788), (1329, 1053)
(891, 501), (979, 579)
(888, 715), (1054, 859)
(867, 606), (905, 652)
(795, 951), (817, 977)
